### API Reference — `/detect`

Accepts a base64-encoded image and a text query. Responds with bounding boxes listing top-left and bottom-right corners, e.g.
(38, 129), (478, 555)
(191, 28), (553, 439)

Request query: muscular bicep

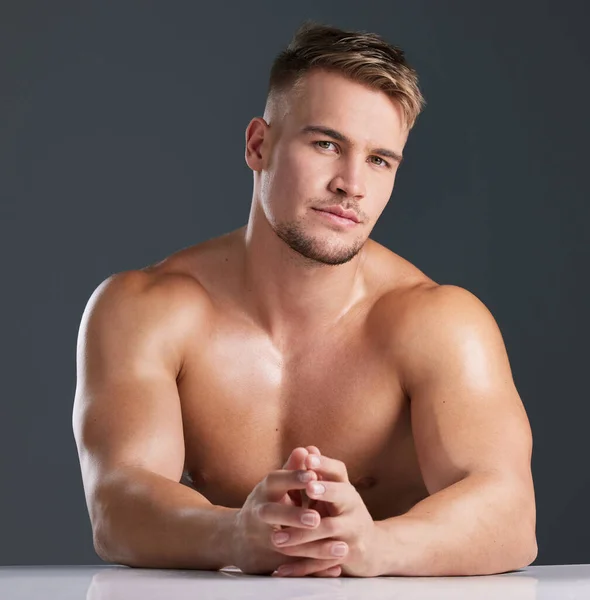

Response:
(72, 272), (190, 510)
(400, 285), (534, 496)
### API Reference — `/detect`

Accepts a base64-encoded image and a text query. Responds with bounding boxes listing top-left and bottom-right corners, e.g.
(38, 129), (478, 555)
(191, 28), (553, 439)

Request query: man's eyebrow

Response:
(300, 124), (403, 164)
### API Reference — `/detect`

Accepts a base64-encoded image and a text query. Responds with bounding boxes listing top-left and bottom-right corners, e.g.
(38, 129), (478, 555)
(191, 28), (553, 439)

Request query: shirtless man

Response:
(72, 22), (537, 578)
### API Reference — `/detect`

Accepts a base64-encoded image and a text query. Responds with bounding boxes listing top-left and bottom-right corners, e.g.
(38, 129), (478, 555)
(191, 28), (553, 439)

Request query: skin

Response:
(75, 69), (536, 577)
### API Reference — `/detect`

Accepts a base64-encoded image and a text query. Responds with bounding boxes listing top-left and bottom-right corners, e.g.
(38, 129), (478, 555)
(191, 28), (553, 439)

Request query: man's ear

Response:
(244, 117), (269, 172)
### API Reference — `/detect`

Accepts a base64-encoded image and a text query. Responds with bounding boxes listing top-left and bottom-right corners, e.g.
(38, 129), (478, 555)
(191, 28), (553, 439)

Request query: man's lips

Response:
(315, 206), (360, 223)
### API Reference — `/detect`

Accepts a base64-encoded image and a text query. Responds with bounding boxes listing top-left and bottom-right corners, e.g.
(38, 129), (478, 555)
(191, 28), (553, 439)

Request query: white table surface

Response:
(1, 564), (588, 599)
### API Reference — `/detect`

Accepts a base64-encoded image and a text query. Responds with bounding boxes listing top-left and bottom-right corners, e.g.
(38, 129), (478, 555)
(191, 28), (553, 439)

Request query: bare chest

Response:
(177, 321), (428, 520)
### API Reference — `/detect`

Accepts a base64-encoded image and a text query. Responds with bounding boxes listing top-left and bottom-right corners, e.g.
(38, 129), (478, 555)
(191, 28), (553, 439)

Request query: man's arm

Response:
(375, 284), (537, 576)
(72, 271), (237, 570)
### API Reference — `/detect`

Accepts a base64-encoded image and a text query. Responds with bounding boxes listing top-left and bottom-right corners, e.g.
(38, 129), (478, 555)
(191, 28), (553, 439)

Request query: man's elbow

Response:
(93, 530), (112, 563)
(495, 492), (537, 572)
(512, 505), (537, 569)
(489, 533), (537, 574)
(92, 516), (119, 564)
(521, 501), (538, 567)
(93, 524), (141, 567)
(508, 480), (537, 569)
(519, 536), (538, 568)
(90, 495), (133, 566)
(508, 521), (537, 571)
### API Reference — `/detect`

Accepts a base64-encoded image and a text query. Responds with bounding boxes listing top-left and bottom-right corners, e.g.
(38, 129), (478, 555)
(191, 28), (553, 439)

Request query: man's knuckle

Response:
(277, 544), (295, 556)
(257, 502), (271, 520)
(299, 559), (315, 573)
(323, 516), (339, 535)
(308, 560), (325, 574)
(265, 471), (278, 487)
(288, 529), (303, 545)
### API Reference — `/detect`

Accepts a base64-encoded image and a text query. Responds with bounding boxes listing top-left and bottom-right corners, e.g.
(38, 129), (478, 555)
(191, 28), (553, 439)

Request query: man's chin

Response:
(272, 219), (364, 266)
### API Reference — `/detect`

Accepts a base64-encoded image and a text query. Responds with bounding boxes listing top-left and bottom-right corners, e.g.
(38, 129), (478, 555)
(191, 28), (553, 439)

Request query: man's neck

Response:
(237, 220), (370, 344)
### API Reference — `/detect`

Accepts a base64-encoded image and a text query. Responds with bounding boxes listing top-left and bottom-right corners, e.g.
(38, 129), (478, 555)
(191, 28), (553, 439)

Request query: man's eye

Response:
(371, 156), (390, 169)
(315, 142), (390, 169)
(315, 141), (336, 151)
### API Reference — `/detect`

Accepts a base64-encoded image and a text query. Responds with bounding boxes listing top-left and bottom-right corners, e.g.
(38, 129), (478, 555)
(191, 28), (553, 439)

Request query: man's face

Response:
(252, 69), (408, 266)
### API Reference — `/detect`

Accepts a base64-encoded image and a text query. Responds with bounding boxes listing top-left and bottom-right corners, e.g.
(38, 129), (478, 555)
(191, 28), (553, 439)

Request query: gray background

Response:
(1, 0), (588, 566)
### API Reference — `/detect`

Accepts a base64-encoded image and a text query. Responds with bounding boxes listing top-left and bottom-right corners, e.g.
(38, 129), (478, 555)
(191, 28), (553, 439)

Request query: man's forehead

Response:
(285, 75), (407, 147)
(286, 106), (406, 157)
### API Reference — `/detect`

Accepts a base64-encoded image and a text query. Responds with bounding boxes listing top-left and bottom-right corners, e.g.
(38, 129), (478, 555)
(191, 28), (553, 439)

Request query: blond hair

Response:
(267, 20), (426, 131)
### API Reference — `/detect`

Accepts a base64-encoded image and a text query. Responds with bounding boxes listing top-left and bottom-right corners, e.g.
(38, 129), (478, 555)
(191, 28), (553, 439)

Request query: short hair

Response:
(267, 20), (426, 131)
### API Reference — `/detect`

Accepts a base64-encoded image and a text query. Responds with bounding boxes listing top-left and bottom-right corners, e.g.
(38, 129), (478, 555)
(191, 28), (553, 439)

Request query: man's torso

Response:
(142, 227), (436, 520)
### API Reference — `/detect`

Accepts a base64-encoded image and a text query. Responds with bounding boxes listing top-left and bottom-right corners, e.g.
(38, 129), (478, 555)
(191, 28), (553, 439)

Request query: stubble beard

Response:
(273, 217), (365, 266)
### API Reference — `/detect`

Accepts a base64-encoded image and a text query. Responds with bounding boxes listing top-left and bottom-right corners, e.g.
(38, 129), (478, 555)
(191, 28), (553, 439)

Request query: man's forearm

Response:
(93, 466), (238, 570)
(373, 472), (537, 576)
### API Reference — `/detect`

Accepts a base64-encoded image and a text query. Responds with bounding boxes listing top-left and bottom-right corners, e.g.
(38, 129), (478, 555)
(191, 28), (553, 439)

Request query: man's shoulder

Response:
(107, 261), (211, 311)
(96, 265), (214, 343)
(364, 241), (436, 309)
(140, 228), (241, 296)
(373, 278), (492, 340)
(370, 277), (499, 377)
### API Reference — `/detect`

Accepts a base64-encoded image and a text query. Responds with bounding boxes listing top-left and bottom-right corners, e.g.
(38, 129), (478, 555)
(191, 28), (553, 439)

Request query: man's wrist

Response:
(213, 505), (241, 569)
(370, 518), (404, 577)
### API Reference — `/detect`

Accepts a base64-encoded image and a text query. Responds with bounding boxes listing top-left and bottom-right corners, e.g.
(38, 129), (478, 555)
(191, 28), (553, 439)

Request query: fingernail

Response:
(273, 531), (290, 544)
(301, 513), (317, 526)
(332, 543), (347, 556)
(278, 564), (293, 576)
(310, 482), (325, 495)
(298, 470), (313, 482)
(309, 456), (320, 468)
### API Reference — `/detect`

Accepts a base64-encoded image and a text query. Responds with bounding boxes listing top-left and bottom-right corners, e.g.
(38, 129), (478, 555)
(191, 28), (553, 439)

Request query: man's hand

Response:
(231, 447), (347, 576)
(281, 446), (344, 577)
(270, 450), (380, 578)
